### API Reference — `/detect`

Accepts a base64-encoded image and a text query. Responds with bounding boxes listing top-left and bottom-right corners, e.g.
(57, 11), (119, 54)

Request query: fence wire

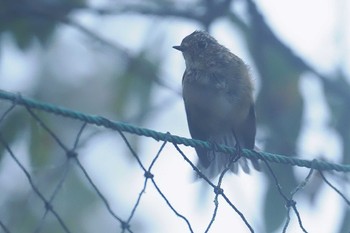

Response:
(0, 89), (349, 233)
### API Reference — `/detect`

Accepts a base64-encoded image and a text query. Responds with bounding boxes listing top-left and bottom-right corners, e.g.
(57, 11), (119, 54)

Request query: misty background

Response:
(0, 0), (349, 232)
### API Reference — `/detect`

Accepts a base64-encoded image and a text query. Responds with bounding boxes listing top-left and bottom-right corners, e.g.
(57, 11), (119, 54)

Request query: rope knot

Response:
(44, 201), (53, 211)
(144, 171), (154, 179)
(121, 221), (130, 230)
(286, 199), (296, 208)
(214, 186), (223, 195)
(66, 150), (78, 159)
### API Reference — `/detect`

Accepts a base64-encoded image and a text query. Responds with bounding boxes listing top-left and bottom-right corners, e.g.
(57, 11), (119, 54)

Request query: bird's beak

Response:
(172, 45), (184, 51)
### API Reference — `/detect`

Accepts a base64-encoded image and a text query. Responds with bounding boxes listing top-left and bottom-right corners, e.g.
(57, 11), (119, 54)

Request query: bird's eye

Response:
(197, 41), (207, 49)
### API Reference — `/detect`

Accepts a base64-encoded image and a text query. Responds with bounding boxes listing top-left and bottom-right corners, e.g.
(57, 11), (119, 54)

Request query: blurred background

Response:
(0, 0), (349, 232)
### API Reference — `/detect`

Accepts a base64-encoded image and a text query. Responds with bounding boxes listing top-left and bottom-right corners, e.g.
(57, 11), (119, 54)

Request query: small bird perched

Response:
(173, 30), (259, 178)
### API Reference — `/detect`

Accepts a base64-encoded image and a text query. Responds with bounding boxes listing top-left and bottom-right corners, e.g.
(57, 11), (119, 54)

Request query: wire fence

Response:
(0, 89), (349, 233)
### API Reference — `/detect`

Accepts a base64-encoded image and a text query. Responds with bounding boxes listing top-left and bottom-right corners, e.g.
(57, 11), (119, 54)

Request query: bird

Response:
(173, 30), (259, 178)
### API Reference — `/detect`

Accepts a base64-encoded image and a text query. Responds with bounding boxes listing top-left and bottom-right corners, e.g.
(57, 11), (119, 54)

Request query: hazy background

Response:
(0, 0), (349, 232)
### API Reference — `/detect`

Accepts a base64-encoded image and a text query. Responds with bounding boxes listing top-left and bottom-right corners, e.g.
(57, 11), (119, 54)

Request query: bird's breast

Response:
(183, 81), (238, 134)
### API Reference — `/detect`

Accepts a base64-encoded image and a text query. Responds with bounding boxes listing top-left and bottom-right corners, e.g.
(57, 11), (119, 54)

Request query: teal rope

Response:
(1, 90), (350, 172)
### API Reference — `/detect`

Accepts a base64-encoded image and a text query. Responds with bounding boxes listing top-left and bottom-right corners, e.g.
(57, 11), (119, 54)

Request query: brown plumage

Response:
(173, 31), (259, 178)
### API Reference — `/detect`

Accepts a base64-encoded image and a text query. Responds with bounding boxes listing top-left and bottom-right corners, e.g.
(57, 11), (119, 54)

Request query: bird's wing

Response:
(237, 103), (256, 149)
(184, 103), (211, 168)
(236, 103), (260, 170)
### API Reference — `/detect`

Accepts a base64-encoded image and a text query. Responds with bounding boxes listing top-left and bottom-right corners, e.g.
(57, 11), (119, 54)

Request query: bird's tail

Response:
(195, 133), (260, 179)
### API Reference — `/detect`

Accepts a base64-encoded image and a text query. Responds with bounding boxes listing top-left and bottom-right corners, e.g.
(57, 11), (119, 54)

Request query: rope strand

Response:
(1, 89), (349, 172)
